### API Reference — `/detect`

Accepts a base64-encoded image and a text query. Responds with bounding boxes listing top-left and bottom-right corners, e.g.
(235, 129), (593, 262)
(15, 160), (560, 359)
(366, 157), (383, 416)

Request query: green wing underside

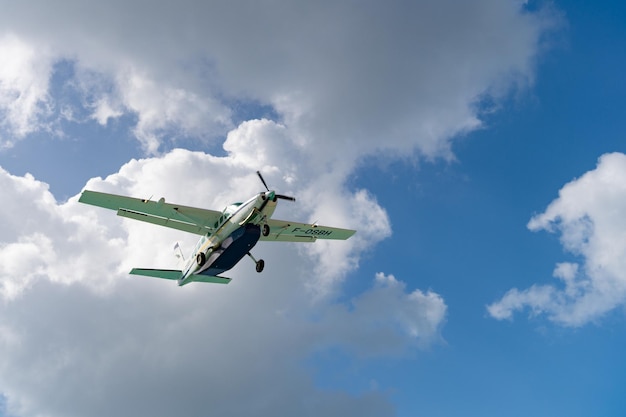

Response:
(261, 219), (356, 242)
(79, 190), (221, 235)
(129, 268), (181, 280)
(129, 268), (231, 284)
(79, 190), (356, 241)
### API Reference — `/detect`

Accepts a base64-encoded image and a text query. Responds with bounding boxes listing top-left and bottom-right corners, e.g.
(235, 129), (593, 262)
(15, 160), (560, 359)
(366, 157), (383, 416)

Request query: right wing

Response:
(261, 219), (356, 242)
(79, 190), (221, 235)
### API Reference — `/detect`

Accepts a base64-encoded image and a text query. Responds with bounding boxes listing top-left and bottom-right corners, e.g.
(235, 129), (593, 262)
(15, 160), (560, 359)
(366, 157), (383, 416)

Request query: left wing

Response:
(79, 190), (221, 235)
(261, 219), (356, 242)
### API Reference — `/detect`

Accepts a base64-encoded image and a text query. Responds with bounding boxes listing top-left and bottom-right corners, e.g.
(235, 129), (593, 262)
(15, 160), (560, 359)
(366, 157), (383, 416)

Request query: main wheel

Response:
(262, 224), (270, 236)
(256, 259), (265, 273)
(196, 252), (206, 266)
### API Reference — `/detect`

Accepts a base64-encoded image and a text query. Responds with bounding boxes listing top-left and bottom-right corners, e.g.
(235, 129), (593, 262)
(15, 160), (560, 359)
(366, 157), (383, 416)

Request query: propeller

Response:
(276, 193), (296, 202)
(256, 171), (296, 202)
(257, 171), (270, 192)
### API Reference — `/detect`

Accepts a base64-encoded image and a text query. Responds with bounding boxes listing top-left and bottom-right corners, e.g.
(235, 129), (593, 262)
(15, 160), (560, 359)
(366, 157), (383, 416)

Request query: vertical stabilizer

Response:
(173, 242), (186, 267)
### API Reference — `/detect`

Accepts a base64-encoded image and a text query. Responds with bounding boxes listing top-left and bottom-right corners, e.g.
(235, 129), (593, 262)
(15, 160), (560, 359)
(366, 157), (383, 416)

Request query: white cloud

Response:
(0, 148), (445, 417)
(488, 153), (626, 326)
(0, 166), (129, 298)
(0, 278), (406, 417)
(0, 1), (557, 414)
(0, 34), (54, 145)
(303, 188), (392, 297)
(90, 97), (123, 125)
(117, 68), (233, 154)
(318, 272), (447, 355)
(0, 0), (554, 157)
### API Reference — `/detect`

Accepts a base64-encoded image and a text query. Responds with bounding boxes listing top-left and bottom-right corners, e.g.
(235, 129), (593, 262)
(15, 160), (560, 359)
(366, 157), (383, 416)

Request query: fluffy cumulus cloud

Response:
(488, 153), (626, 326)
(316, 273), (447, 356)
(0, 34), (54, 144)
(0, 0), (553, 157)
(0, 0), (556, 415)
(0, 149), (444, 417)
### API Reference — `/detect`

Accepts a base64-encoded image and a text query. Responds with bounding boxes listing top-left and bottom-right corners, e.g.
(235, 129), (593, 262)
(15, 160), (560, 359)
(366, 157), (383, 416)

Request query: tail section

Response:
(173, 242), (186, 267)
(129, 268), (231, 285)
(188, 274), (231, 284)
(129, 268), (182, 280)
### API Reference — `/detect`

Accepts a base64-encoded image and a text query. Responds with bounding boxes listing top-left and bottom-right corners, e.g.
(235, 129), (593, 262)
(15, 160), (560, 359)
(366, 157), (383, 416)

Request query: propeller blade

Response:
(256, 171), (296, 201)
(256, 171), (269, 191)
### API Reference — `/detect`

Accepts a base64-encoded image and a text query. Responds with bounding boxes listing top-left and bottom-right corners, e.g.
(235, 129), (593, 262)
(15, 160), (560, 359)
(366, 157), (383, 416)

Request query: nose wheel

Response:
(247, 252), (265, 273)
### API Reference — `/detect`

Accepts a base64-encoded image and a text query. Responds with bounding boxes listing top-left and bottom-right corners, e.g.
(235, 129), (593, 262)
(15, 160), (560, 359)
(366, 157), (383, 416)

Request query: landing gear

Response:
(262, 223), (270, 236)
(196, 252), (206, 266)
(256, 259), (265, 273)
(247, 252), (265, 273)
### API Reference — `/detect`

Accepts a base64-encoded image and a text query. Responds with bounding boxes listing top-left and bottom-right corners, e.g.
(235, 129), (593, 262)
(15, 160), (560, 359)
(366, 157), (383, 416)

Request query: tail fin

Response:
(130, 268), (182, 280)
(129, 269), (231, 285)
(173, 242), (186, 266)
(189, 274), (231, 284)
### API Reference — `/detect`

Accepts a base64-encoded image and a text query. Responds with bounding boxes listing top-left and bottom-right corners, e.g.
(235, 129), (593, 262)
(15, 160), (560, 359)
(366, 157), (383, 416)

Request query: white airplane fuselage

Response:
(178, 191), (278, 285)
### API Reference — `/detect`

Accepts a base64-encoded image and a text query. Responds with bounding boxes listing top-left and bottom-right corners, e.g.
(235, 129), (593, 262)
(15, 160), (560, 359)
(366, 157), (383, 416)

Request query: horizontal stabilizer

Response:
(189, 274), (231, 284)
(130, 268), (182, 280)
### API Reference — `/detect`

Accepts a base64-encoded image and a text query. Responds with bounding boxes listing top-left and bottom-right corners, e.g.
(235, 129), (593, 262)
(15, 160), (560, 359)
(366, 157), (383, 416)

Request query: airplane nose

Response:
(259, 191), (276, 207)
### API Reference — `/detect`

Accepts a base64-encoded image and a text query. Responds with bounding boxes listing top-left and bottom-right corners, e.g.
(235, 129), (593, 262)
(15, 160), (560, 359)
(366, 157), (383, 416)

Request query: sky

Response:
(1, 0), (626, 416)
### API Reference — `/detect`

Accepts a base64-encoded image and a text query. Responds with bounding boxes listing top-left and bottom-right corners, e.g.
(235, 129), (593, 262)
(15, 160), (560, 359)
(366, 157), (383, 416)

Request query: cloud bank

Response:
(0, 0), (555, 415)
(0, 150), (444, 417)
(0, 0), (552, 157)
(488, 153), (626, 326)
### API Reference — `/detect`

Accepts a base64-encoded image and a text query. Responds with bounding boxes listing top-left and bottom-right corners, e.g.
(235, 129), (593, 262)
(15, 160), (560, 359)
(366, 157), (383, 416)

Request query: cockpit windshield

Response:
(223, 202), (242, 216)
(216, 202), (243, 226)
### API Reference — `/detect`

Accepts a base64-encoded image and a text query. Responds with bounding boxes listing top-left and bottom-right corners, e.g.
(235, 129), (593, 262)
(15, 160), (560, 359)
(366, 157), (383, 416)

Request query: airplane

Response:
(78, 172), (356, 286)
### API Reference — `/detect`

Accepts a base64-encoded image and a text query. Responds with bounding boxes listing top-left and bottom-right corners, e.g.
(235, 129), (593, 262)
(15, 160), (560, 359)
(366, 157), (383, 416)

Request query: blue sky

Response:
(1, 1), (626, 416)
